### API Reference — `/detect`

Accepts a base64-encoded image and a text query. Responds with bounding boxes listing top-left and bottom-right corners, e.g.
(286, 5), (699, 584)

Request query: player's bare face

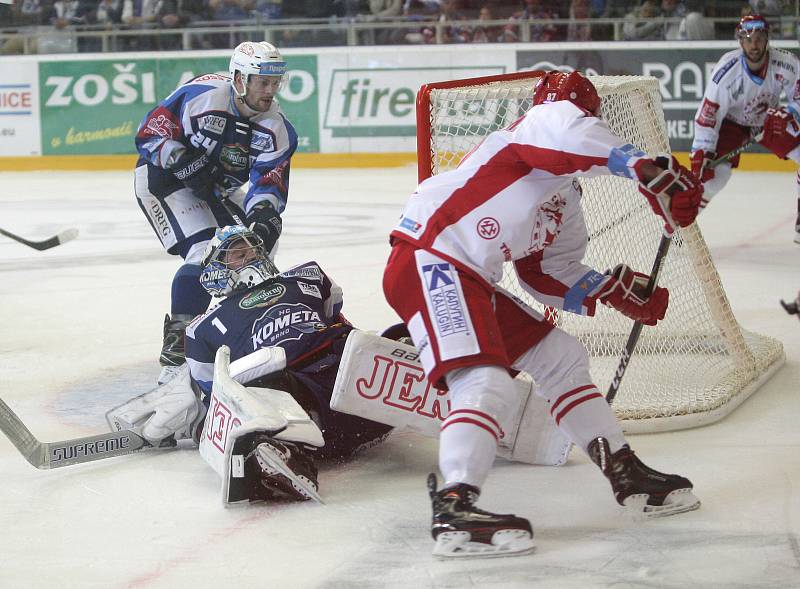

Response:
(244, 75), (282, 112)
(739, 31), (768, 70)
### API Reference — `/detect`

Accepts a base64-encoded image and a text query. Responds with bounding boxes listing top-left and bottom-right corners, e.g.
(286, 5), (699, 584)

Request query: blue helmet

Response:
(200, 225), (278, 298)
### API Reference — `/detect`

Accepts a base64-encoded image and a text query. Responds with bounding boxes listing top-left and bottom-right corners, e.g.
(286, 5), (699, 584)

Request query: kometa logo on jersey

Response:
(251, 303), (325, 347)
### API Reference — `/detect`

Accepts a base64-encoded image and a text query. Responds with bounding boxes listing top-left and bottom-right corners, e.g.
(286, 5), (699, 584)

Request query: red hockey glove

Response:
(759, 107), (800, 159)
(690, 149), (716, 183)
(597, 264), (669, 326)
(636, 155), (704, 228)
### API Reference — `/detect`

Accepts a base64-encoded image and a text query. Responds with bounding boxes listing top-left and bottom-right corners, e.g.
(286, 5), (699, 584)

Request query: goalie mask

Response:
(229, 41), (287, 112)
(200, 225), (278, 298)
(533, 71), (601, 117)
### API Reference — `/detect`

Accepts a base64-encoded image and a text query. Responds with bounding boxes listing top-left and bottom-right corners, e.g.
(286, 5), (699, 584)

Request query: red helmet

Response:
(736, 14), (770, 39)
(532, 71), (601, 116)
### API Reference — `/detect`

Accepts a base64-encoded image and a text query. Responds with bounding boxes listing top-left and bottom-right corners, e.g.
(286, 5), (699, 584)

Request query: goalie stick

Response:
(0, 397), (158, 469)
(0, 226), (79, 251)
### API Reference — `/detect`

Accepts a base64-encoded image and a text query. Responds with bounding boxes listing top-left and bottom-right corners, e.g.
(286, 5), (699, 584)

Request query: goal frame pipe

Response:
(416, 69), (545, 183)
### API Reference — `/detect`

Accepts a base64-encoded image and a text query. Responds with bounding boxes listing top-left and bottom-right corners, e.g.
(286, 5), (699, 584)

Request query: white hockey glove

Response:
(106, 365), (206, 447)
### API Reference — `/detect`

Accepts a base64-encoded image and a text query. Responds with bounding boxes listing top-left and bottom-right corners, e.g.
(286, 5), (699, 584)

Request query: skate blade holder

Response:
(622, 489), (701, 520)
(432, 530), (534, 559)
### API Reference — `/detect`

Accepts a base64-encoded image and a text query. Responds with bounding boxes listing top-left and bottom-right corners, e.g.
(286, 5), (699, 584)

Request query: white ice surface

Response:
(0, 168), (798, 588)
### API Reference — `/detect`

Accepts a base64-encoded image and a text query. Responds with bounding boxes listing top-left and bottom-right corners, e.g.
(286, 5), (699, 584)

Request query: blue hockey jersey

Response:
(135, 73), (298, 215)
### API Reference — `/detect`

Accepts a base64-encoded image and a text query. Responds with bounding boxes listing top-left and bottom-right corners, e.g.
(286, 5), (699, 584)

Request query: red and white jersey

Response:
(391, 100), (639, 316)
(693, 47), (800, 153)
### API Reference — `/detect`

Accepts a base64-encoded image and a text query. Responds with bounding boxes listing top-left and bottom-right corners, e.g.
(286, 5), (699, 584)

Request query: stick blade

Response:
(57, 227), (79, 245)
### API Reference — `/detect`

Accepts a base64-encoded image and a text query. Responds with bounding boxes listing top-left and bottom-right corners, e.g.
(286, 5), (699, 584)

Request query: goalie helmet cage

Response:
(415, 70), (784, 434)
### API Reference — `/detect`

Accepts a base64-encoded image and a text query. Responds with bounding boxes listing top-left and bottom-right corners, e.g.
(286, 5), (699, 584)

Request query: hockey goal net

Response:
(416, 70), (784, 433)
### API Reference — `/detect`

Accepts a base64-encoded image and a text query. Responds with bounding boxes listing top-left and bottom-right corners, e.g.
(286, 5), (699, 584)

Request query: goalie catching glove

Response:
(634, 155), (703, 228)
(596, 264), (669, 326)
(759, 107), (800, 159)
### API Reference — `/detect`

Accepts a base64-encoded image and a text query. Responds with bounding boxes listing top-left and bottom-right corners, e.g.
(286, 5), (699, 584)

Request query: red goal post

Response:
(414, 70), (784, 433)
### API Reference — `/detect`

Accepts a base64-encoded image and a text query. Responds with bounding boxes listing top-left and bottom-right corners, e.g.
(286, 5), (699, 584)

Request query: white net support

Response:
(419, 73), (784, 433)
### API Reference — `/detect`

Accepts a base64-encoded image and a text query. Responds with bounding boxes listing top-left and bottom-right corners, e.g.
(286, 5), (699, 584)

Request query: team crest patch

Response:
(239, 284), (286, 309)
(697, 98), (719, 129)
(251, 130), (275, 152)
(220, 143), (249, 171)
(297, 281), (322, 298)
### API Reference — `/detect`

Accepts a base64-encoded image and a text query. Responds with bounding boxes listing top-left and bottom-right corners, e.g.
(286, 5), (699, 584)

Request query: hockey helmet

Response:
(229, 41), (287, 99)
(532, 71), (601, 116)
(736, 14), (770, 39)
(200, 225), (278, 298)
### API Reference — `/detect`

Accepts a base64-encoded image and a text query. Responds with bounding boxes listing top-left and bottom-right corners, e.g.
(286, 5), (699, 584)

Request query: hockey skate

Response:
(588, 437), (700, 518)
(246, 438), (322, 503)
(158, 314), (192, 385)
(427, 474), (534, 559)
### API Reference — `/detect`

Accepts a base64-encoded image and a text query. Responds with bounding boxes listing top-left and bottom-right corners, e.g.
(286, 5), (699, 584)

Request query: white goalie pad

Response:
(331, 331), (572, 466)
(198, 346), (325, 504)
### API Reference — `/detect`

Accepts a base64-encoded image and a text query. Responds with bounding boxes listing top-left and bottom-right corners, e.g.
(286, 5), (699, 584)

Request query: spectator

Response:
(504, 0), (563, 43)
(439, 0), (471, 43)
(623, 0), (662, 40)
(567, 0), (592, 40)
(678, 0), (714, 39)
(660, 0), (685, 40)
(94, 0), (123, 25)
(369, 0), (402, 16)
(208, 0), (248, 47)
(250, 0), (282, 19)
(471, 4), (503, 42)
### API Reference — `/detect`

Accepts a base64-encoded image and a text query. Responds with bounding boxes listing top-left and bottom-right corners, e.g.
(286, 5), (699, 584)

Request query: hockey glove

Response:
(597, 264), (669, 326)
(690, 149), (716, 183)
(170, 148), (217, 199)
(247, 202), (283, 253)
(636, 155), (703, 228)
(759, 107), (800, 159)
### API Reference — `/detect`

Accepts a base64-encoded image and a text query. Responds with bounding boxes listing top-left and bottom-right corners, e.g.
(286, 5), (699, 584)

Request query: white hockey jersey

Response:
(693, 47), (800, 153)
(391, 101), (647, 316)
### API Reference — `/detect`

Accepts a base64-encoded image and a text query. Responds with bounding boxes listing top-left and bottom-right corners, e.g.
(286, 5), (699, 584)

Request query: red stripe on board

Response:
(441, 417), (500, 441)
(555, 393), (604, 425)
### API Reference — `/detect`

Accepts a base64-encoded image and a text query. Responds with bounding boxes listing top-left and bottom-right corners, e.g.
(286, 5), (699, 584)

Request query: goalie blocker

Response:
(331, 330), (572, 467)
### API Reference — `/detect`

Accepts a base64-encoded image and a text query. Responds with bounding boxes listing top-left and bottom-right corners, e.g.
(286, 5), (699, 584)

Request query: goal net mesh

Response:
(417, 72), (784, 433)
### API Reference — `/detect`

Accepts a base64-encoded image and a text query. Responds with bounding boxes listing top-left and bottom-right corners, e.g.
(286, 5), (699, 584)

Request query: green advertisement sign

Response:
(39, 54), (319, 156)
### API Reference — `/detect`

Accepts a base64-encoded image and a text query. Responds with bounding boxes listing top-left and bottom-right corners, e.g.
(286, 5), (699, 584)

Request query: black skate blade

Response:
(432, 530), (534, 559)
(780, 299), (799, 315)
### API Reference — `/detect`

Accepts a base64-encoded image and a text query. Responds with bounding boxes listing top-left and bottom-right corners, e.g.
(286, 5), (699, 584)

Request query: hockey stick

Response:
(606, 227), (673, 404)
(0, 396), (160, 469)
(0, 226), (78, 251)
(709, 131), (764, 168)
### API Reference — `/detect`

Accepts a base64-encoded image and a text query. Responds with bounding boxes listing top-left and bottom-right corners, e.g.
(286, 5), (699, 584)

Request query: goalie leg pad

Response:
(198, 346), (324, 504)
(330, 330), (571, 466)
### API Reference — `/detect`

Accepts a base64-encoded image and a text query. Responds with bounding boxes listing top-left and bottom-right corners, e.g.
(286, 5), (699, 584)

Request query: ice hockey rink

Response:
(1, 166), (798, 588)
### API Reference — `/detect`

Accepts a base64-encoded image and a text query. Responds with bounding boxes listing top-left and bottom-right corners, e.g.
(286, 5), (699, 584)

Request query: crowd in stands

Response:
(0, 0), (795, 53)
